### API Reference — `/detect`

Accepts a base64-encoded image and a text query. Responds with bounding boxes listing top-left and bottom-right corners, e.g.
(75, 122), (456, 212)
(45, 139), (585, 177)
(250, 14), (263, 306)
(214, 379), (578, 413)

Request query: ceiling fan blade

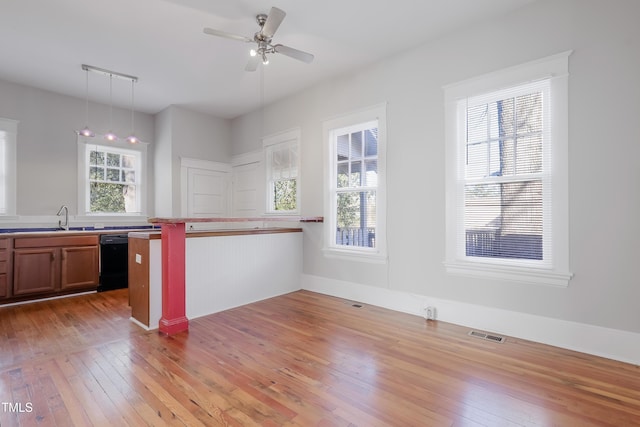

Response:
(203, 27), (252, 43)
(245, 55), (260, 72)
(261, 7), (286, 38)
(274, 44), (314, 64)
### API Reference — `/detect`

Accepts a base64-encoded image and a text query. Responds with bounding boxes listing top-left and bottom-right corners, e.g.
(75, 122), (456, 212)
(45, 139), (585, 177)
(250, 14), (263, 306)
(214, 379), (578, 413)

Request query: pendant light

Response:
(126, 79), (138, 144)
(78, 67), (95, 137)
(79, 65), (138, 141)
(104, 74), (117, 141)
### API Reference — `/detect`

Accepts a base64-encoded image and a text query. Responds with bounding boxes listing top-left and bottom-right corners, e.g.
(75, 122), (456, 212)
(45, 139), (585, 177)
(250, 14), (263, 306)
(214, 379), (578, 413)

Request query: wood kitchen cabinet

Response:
(0, 238), (11, 299)
(13, 235), (99, 300)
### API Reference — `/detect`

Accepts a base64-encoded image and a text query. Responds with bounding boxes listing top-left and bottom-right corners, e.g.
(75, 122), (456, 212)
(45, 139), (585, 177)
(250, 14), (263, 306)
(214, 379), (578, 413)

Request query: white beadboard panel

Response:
(185, 232), (303, 320)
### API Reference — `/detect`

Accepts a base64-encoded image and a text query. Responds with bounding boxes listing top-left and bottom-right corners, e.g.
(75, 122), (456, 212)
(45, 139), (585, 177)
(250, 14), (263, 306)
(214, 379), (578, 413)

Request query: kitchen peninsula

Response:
(129, 217), (322, 333)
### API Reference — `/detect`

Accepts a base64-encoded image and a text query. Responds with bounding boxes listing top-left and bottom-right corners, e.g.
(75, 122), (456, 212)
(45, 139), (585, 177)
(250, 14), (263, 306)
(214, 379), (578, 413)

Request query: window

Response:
(444, 52), (572, 286)
(264, 129), (300, 214)
(0, 118), (17, 217)
(77, 137), (147, 216)
(323, 103), (387, 262)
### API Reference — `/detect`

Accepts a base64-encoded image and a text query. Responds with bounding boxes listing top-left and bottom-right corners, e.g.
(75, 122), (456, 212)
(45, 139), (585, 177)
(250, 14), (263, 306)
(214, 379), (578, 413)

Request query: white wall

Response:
(0, 79), (155, 221)
(230, 0), (640, 341)
(153, 107), (173, 217)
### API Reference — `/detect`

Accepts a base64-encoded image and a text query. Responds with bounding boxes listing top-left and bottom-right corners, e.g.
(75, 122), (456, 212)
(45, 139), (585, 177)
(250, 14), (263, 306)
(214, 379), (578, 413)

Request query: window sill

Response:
(443, 260), (573, 287)
(323, 247), (387, 264)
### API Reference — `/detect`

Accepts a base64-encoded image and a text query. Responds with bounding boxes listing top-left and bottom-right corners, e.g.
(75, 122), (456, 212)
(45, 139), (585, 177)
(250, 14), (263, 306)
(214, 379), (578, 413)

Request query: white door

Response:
(232, 161), (260, 217)
(181, 158), (231, 218)
(186, 168), (228, 217)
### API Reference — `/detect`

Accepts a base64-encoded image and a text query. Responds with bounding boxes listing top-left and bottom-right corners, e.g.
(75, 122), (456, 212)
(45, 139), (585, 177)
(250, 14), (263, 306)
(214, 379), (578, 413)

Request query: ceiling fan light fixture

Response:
(203, 6), (313, 72)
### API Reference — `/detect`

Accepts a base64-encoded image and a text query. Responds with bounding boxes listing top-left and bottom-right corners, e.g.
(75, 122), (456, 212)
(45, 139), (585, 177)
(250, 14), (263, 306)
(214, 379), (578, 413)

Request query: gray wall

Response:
(0, 79), (155, 218)
(230, 0), (640, 334)
(154, 105), (231, 217)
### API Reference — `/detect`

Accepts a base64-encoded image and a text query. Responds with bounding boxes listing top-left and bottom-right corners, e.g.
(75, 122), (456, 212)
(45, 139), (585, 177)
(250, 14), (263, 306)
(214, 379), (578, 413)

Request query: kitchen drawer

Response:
(0, 260), (6, 274)
(14, 235), (98, 249)
(0, 239), (8, 250)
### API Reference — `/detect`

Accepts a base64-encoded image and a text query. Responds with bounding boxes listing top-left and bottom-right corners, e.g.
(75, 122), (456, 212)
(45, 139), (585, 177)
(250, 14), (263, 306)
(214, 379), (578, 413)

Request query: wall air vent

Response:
(468, 330), (505, 343)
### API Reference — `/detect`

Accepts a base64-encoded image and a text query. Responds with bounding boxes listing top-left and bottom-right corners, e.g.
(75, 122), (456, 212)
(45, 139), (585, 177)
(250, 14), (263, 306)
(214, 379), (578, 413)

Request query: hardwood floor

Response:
(0, 289), (638, 426)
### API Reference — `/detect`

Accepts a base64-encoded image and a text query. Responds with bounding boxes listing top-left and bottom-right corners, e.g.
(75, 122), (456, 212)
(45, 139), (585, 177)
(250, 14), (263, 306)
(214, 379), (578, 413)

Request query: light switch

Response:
(135, 253), (142, 264)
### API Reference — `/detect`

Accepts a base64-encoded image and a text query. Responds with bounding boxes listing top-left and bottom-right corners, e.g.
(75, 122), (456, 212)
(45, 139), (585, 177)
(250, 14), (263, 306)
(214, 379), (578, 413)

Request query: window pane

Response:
(364, 160), (378, 186)
(495, 98), (515, 139)
(465, 180), (542, 260)
(350, 161), (362, 187)
(273, 179), (296, 211)
(335, 190), (376, 248)
(90, 150), (104, 166)
(466, 142), (486, 179)
(516, 92), (543, 135)
(107, 153), (120, 167)
(90, 182), (126, 213)
(467, 104), (488, 144)
(350, 131), (363, 159)
(90, 166), (103, 180)
(123, 170), (136, 183)
(122, 154), (135, 169)
(106, 168), (120, 182)
(516, 134), (542, 174)
(337, 134), (349, 161)
(365, 128), (378, 156)
(337, 163), (349, 188)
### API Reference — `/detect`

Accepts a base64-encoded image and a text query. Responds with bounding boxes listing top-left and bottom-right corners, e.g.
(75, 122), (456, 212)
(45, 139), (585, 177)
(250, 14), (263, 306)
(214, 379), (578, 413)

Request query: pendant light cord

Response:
(85, 69), (90, 125)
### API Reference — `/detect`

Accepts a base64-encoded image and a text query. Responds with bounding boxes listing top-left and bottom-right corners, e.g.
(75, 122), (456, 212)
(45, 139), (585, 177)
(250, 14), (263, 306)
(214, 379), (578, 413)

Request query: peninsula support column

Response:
(159, 222), (189, 335)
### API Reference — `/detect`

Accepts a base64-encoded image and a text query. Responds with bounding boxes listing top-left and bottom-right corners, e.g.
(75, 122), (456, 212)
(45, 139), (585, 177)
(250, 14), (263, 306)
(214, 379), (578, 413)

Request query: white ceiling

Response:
(0, 0), (536, 119)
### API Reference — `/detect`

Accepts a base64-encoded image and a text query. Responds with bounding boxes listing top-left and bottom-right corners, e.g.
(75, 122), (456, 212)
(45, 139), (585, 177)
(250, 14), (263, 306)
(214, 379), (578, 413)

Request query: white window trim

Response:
(263, 128), (301, 216)
(322, 103), (387, 263)
(77, 136), (148, 219)
(0, 118), (18, 219)
(443, 51), (573, 287)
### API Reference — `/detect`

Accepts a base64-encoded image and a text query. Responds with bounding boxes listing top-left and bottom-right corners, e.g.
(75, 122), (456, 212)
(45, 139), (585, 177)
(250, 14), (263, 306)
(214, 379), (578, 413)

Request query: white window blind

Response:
(264, 129), (300, 214)
(444, 51), (572, 286)
(461, 81), (551, 264)
(266, 140), (298, 212)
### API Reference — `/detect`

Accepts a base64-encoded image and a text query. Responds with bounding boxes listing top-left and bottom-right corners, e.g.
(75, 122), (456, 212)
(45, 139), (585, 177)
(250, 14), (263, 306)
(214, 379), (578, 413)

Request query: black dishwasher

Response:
(98, 234), (129, 292)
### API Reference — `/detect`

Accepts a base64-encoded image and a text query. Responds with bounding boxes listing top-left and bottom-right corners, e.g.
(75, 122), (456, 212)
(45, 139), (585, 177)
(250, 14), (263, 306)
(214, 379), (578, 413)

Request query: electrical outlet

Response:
(425, 306), (436, 320)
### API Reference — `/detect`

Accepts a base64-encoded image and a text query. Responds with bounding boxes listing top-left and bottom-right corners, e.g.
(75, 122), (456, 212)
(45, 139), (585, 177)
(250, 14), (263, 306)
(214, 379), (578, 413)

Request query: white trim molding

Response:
(301, 274), (640, 365)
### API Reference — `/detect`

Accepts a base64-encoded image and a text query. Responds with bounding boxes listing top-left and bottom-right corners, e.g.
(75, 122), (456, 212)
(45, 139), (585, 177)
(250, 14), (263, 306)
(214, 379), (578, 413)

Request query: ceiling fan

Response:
(203, 7), (314, 71)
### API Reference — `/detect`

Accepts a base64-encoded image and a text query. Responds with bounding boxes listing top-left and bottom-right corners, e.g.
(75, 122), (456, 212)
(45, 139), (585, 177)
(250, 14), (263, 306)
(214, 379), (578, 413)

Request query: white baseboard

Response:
(301, 274), (640, 366)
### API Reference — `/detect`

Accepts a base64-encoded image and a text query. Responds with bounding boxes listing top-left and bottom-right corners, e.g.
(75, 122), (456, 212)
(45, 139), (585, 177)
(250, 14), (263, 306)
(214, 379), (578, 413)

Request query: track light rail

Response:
(81, 64), (137, 82)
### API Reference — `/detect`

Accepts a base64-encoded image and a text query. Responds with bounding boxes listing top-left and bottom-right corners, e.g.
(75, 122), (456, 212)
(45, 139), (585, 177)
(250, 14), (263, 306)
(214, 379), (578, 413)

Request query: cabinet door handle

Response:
(51, 252), (55, 262)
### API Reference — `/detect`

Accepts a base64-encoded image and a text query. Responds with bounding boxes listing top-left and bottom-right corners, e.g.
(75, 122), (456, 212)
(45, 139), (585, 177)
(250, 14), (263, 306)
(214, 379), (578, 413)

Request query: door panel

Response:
(232, 162), (260, 217)
(187, 168), (229, 217)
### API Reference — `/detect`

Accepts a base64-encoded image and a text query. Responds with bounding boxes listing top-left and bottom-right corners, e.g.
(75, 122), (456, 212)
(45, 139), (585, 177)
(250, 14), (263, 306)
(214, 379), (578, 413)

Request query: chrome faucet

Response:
(56, 205), (69, 231)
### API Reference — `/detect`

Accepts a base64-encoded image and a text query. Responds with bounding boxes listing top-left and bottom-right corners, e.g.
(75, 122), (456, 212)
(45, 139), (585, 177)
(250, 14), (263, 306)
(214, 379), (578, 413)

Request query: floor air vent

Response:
(468, 330), (505, 343)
